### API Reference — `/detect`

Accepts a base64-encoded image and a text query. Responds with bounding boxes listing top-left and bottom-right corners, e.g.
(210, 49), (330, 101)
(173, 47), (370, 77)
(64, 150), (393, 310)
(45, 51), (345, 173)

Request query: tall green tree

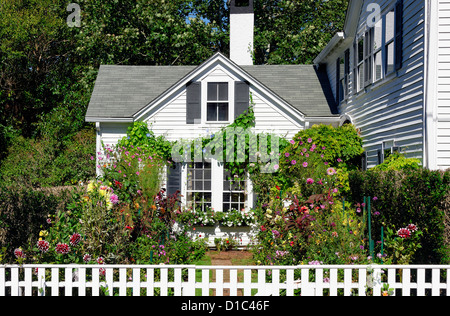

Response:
(253, 0), (349, 64)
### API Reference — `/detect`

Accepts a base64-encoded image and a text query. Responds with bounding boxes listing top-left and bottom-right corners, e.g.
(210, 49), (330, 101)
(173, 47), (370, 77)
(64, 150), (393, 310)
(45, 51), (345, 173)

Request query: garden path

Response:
(209, 250), (253, 296)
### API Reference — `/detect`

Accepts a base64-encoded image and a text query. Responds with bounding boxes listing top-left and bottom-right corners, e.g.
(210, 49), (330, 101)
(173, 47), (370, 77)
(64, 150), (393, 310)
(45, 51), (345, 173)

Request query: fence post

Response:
(301, 268), (314, 296)
(372, 267), (382, 296)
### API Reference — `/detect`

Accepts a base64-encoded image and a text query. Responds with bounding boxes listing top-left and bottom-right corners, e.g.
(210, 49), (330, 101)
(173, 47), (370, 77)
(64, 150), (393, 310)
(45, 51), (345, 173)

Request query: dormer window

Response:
(207, 82), (229, 122)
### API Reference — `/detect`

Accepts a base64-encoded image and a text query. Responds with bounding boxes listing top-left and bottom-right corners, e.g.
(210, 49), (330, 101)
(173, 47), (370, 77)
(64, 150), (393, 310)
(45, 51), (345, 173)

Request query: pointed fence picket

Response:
(1, 264), (450, 296)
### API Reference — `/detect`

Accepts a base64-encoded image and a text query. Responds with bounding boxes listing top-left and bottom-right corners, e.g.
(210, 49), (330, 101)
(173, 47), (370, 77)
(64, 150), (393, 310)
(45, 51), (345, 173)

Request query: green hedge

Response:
(0, 185), (75, 262)
(348, 168), (450, 264)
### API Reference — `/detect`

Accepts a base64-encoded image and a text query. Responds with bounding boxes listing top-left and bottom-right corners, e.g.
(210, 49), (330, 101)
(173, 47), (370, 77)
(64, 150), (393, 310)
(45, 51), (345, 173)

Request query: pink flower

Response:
(110, 194), (119, 204)
(291, 160), (297, 165)
(273, 164), (279, 171)
(37, 240), (50, 253)
(55, 243), (70, 255)
(285, 152), (290, 157)
(327, 167), (336, 175)
(306, 178), (314, 184)
(290, 139), (295, 145)
(302, 162), (308, 168)
(307, 138), (313, 143)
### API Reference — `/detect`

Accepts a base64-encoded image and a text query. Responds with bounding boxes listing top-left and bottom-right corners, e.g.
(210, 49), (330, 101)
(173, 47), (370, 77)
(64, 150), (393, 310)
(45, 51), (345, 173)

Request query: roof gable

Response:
(85, 52), (337, 122)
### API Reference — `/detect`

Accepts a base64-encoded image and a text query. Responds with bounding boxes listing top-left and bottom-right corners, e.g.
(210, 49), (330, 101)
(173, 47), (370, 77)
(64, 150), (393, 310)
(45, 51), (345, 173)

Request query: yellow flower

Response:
(87, 181), (96, 192)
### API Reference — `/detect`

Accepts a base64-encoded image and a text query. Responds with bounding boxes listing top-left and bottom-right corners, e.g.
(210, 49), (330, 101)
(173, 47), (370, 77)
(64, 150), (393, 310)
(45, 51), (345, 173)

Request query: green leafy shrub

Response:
(348, 168), (450, 264)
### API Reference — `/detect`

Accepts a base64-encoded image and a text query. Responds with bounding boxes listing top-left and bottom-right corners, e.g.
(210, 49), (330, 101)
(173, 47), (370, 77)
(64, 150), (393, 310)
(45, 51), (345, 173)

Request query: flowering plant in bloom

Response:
(37, 240), (50, 253)
(384, 224), (423, 265)
(70, 233), (81, 247)
(55, 243), (70, 255)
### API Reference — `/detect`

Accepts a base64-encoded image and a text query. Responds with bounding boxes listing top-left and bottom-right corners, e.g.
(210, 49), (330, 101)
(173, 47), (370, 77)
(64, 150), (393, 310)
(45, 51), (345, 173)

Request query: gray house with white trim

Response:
(315, 0), (450, 170)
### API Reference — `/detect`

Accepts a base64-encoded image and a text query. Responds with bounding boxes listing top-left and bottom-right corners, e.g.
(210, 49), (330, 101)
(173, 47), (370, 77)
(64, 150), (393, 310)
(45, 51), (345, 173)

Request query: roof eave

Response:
(85, 116), (134, 123)
(313, 32), (345, 65)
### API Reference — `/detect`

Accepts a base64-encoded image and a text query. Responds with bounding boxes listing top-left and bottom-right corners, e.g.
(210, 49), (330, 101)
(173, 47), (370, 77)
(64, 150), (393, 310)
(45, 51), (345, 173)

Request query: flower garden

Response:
(1, 110), (450, 270)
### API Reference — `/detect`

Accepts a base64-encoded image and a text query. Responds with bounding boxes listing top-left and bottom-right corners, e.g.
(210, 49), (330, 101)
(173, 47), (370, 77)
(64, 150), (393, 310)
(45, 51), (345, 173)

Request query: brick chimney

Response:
(228, 0), (254, 65)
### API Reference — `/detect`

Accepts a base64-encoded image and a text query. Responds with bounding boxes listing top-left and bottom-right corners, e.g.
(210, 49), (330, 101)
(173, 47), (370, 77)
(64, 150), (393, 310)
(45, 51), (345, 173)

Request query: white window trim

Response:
(202, 79), (235, 125)
(353, 3), (398, 96)
(179, 159), (252, 212)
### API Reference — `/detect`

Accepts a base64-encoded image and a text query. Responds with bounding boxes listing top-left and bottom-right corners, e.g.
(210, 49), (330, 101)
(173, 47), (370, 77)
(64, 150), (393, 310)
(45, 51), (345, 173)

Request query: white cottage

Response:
(314, 0), (450, 170)
(85, 0), (339, 246)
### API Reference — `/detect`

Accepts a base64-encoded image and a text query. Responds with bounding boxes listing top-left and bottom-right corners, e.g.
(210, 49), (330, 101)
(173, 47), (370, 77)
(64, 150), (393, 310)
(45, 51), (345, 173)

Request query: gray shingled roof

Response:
(241, 65), (338, 117)
(85, 61), (337, 122)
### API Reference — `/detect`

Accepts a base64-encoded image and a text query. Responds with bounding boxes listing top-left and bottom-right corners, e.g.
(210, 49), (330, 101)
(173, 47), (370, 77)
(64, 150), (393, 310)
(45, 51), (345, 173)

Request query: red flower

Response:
(55, 243), (70, 255)
(37, 240), (50, 253)
(261, 225), (267, 232)
(407, 224), (418, 232)
(276, 185), (281, 190)
(70, 233), (81, 246)
(397, 228), (411, 239)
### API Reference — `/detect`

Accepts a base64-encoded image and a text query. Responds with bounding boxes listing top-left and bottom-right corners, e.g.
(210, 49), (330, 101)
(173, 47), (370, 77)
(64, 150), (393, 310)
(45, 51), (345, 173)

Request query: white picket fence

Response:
(1, 264), (450, 296)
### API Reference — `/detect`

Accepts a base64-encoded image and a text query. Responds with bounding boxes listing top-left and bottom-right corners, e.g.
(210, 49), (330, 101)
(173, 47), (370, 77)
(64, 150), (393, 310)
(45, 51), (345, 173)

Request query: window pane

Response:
(358, 64), (364, 90)
(218, 83), (228, 101)
(386, 42), (395, 74)
(386, 10), (395, 43)
(358, 39), (364, 63)
(218, 103), (229, 121)
(204, 180), (211, 191)
(374, 19), (383, 51)
(207, 103), (218, 121)
(207, 83), (217, 101)
(375, 51), (382, 81)
(364, 57), (372, 83)
(194, 180), (202, 190)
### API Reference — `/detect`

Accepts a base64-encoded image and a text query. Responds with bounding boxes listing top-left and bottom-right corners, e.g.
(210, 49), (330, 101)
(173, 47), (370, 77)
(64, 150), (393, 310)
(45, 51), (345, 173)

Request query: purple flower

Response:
(306, 178), (314, 184)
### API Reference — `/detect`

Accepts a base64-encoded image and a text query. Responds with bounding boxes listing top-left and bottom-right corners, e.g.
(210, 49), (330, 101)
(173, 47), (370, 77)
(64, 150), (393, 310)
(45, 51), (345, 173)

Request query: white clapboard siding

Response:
(330, 0), (426, 168)
(438, 0), (450, 169)
(146, 64), (303, 143)
(3, 264), (450, 296)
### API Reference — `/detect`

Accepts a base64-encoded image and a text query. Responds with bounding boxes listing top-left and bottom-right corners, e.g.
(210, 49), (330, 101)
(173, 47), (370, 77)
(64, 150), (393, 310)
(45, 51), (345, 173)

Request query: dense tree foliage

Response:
(0, 0), (348, 187)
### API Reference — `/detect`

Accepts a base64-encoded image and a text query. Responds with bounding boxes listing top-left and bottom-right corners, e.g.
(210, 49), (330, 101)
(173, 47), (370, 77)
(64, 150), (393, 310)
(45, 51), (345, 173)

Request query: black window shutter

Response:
(234, 81), (250, 119)
(335, 58), (340, 103)
(167, 163), (182, 195)
(395, 0), (403, 71)
(186, 82), (201, 124)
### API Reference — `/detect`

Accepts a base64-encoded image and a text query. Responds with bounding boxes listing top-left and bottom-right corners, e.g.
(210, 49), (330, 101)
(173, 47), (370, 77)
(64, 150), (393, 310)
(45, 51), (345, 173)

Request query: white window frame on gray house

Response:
(352, 1), (402, 95)
(169, 160), (252, 213)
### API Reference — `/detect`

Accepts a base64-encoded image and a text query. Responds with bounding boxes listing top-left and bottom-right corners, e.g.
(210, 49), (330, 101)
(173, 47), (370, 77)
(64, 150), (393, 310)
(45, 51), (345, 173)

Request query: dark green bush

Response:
(348, 168), (450, 264)
(0, 185), (75, 262)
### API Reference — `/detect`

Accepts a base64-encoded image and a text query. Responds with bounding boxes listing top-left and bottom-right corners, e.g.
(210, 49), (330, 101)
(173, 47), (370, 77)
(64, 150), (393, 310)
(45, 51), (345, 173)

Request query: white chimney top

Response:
(229, 0), (254, 65)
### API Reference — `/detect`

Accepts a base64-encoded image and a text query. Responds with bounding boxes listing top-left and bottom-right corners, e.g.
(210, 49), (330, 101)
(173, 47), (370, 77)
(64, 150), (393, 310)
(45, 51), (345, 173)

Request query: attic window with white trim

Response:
(207, 82), (229, 122)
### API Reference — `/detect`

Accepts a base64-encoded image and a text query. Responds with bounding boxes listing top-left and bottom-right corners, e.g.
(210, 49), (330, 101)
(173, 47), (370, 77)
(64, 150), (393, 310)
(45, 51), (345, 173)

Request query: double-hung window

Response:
(385, 9), (396, 75)
(207, 82), (229, 122)
(373, 17), (383, 82)
(352, 1), (402, 94)
(186, 162), (212, 211)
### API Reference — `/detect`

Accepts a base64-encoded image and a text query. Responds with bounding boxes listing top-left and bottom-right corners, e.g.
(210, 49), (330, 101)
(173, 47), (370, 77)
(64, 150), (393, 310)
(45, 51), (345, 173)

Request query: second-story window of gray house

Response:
(352, 1), (402, 95)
